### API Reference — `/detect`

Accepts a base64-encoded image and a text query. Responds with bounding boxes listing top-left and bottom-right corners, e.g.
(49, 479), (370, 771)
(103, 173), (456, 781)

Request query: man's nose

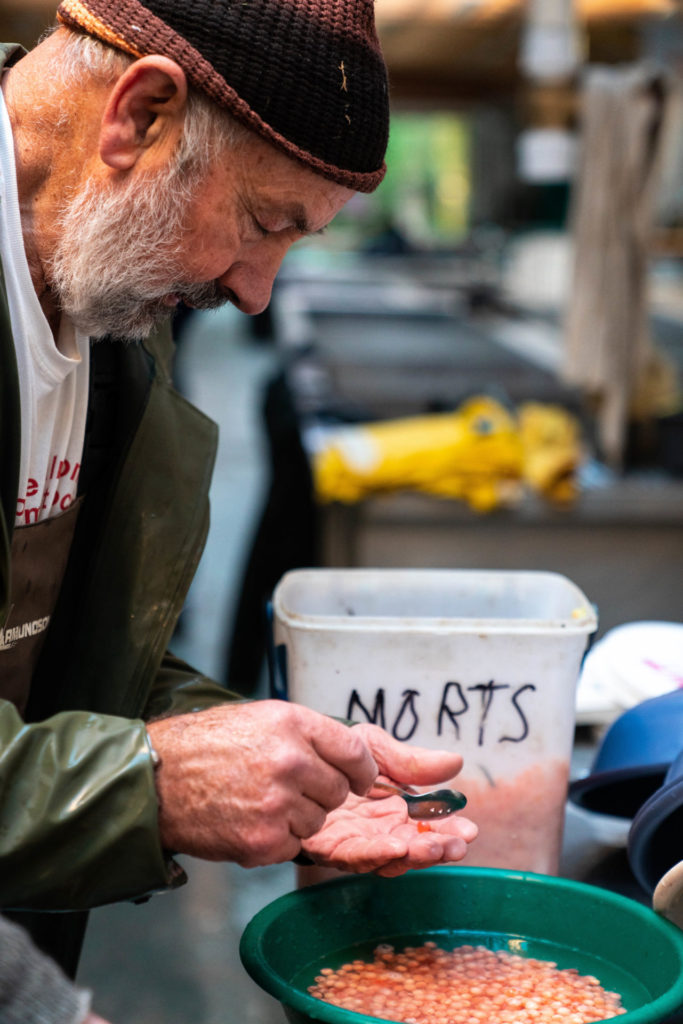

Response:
(219, 237), (292, 315)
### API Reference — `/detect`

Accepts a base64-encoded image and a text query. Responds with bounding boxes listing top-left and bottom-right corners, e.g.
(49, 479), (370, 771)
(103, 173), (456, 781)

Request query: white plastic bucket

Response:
(271, 567), (597, 874)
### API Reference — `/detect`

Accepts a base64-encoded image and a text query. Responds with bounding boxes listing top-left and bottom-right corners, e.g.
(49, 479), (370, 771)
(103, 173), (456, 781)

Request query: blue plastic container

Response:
(569, 690), (683, 819)
(629, 748), (683, 895)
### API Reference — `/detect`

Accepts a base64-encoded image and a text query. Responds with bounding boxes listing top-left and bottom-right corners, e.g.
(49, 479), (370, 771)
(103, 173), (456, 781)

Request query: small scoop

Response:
(372, 781), (467, 820)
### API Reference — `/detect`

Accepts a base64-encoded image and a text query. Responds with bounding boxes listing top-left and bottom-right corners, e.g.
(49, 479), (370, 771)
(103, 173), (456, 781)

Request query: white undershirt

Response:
(0, 90), (90, 527)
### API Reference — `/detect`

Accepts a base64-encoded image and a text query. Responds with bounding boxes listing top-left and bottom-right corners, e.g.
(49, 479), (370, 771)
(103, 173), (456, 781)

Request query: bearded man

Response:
(0, 0), (477, 981)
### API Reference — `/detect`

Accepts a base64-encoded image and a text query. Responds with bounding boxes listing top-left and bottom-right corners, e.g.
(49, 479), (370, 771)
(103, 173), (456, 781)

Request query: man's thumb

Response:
(353, 723), (464, 787)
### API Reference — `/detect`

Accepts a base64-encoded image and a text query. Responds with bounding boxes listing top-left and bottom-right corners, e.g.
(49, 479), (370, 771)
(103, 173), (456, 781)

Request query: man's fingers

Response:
(313, 833), (410, 873)
(298, 760), (353, 813)
(438, 814), (479, 844)
(394, 828), (469, 865)
(309, 717), (378, 796)
(288, 795), (330, 840)
(353, 723), (463, 788)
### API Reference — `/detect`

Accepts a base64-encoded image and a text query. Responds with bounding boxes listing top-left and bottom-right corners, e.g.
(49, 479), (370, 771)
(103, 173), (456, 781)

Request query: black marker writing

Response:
(346, 680), (539, 747)
(392, 689), (420, 741)
(500, 684), (536, 743)
(347, 688), (386, 728)
(468, 680), (510, 746)
(438, 681), (469, 739)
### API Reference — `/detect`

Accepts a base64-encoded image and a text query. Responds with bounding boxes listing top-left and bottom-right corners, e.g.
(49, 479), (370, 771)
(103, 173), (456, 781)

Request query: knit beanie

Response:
(56, 0), (389, 192)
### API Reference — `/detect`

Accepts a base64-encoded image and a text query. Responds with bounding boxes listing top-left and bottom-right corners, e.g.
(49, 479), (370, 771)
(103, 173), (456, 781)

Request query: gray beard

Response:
(47, 166), (229, 340)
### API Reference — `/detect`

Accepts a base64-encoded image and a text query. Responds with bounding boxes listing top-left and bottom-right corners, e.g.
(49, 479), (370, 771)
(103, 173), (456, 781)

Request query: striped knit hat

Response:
(57, 0), (389, 192)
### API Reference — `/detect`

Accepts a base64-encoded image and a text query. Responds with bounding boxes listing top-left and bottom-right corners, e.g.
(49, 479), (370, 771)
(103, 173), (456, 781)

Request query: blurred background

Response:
(3, 0), (683, 1020)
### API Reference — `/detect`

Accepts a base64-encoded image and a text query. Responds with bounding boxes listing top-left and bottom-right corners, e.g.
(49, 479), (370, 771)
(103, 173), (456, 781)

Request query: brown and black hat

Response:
(57, 0), (389, 192)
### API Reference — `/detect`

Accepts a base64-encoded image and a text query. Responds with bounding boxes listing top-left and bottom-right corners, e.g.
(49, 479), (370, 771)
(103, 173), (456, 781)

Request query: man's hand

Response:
(147, 703), (475, 871)
(147, 701), (378, 866)
(300, 720), (476, 875)
(300, 790), (478, 876)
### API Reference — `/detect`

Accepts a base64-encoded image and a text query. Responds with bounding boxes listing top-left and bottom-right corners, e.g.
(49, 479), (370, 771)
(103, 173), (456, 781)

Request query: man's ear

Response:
(99, 56), (188, 171)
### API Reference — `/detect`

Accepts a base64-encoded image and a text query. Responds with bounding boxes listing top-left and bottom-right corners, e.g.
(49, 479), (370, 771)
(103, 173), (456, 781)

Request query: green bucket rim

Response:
(239, 866), (683, 1024)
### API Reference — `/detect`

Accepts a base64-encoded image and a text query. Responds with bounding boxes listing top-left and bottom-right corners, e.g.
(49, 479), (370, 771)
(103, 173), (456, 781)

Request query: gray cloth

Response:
(0, 915), (91, 1023)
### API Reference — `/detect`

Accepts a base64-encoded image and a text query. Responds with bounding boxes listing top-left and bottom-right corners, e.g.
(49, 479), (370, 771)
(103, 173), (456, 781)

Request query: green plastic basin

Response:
(239, 867), (683, 1024)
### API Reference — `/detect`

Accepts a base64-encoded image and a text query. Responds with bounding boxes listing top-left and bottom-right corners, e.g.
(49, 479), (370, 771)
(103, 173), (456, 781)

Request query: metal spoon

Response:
(372, 781), (467, 820)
